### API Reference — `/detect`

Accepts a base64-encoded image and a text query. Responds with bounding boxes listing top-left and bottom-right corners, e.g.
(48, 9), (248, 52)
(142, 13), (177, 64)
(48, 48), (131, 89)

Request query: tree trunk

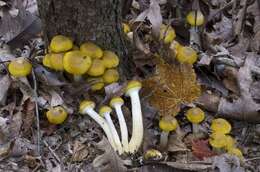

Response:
(37, 0), (134, 78)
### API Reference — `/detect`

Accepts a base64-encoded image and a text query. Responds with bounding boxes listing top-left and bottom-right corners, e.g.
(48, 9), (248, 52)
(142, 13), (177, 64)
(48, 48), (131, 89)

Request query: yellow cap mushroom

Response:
(50, 35), (73, 53)
(102, 51), (119, 68)
(122, 23), (131, 34)
(8, 57), (32, 77)
(43, 54), (52, 68)
(80, 42), (103, 59)
(209, 132), (227, 149)
(160, 24), (176, 44)
(144, 149), (163, 160)
(102, 69), (119, 84)
(63, 50), (92, 75)
(225, 135), (236, 150)
(186, 107), (205, 124)
(227, 147), (243, 159)
(176, 46), (198, 64)
(87, 77), (105, 91)
(186, 10), (205, 26)
(159, 115), (178, 132)
(87, 59), (105, 76)
(49, 53), (64, 71)
(46, 106), (68, 124)
(211, 118), (232, 134)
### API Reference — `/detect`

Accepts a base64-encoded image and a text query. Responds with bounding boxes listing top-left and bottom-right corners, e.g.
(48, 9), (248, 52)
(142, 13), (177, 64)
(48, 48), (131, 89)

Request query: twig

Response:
(245, 157), (260, 162)
(43, 140), (61, 163)
(32, 69), (41, 154)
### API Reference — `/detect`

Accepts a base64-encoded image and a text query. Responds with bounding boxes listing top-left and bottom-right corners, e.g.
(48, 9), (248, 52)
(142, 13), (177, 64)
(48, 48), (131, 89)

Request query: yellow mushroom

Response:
(209, 132), (228, 153)
(80, 42), (103, 59)
(185, 107), (205, 138)
(227, 147), (243, 159)
(160, 24), (176, 44)
(50, 35), (73, 53)
(43, 54), (52, 68)
(8, 57), (32, 77)
(63, 50), (92, 81)
(159, 115), (179, 149)
(102, 69), (119, 84)
(211, 118), (232, 134)
(224, 135), (236, 151)
(122, 23), (131, 34)
(144, 149), (163, 161)
(46, 106), (68, 124)
(49, 53), (64, 71)
(87, 77), (105, 91)
(186, 10), (205, 27)
(101, 50), (119, 68)
(176, 46), (198, 64)
(87, 59), (105, 76)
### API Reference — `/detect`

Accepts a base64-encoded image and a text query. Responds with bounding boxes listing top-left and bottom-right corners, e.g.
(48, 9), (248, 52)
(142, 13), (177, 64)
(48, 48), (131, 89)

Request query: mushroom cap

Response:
(186, 107), (205, 124)
(110, 97), (124, 107)
(79, 100), (95, 114)
(80, 42), (103, 59)
(160, 24), (176, 44)
(186, 10), (205, 26)
(87, 59), (105, 76)
(87, 77), (104, 91)
(102, 69), (119, 84)
(91, 82), (105, 91)
(43, 54), (52, 68)
(49, 53), (64, 71)
(50, 35), (73, 53)
(227, 147), (243, 158)
(225, 135), (236, 150)
(8, 57), (32, 77)
(125, 80), (142, 95)
(159, 115), (178, 132)
(63, 50), (92, 75)
(102, 51), (119, 68)
(46, 106), (68, 124)
(122, 23), (130, 34)
(211, 118), (231, 134)
(99, 106), (112, 117)
(209, 133), (227, 149)
(144, 149), (162, 160)
(176, 46), (198, 64)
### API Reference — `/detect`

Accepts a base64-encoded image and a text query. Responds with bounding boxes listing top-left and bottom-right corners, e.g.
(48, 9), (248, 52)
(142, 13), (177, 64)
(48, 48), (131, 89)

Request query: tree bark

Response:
(37, 0), (134, 78)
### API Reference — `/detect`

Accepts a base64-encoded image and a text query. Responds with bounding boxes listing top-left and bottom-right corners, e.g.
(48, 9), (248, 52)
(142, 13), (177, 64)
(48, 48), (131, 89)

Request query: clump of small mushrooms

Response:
(79, 80), (143, 155)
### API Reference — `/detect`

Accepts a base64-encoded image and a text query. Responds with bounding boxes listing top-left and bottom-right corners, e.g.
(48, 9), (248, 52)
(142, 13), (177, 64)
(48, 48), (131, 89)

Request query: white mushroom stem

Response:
(159, 131), (169, 149)
(113, 104), (129, 152)
(73, 75), (82, 82)
(127, 89), (143, 153)
(82, 108), (117, 151)
(192, 123), (199, 135)
(103, 112), (123, 154)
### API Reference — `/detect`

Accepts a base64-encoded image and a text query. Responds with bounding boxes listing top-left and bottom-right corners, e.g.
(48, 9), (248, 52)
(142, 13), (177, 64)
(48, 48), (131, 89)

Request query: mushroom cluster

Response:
(79, 80), (143, 154)
(209, 118), (243, 159)
(43, 35), (120, 91)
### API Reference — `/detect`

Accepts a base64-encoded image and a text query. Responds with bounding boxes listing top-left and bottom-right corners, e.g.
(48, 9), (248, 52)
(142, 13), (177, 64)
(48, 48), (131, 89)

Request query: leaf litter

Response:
(0, 0), (260, 171)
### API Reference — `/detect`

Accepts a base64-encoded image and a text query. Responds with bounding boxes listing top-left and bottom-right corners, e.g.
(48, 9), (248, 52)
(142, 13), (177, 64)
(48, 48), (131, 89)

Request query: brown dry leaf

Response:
(71, 140), (89, 162)
(21, 98), (35, 135)
(143, 57), (201, 117)
(192, 139), (216, 160)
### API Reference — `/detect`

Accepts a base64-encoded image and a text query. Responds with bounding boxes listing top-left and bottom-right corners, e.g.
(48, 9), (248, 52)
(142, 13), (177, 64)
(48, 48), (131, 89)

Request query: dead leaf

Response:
(168, 132), (188, 152)
(21, 98), (35, 135)
(212, 154), (245, 172)
(134, 0), (162, 38)
(71, 140), (89, 162)
(143, 57), (201, 117)
(0, 75), (11, 105)
(192, 139), (216, 160)
(50, 90), (64, 107)
(92, 137), (127, 172)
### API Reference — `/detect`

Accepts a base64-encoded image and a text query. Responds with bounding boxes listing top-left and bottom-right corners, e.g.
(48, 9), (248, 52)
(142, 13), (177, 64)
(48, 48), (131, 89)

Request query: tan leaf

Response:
(143, 57), (201, 117)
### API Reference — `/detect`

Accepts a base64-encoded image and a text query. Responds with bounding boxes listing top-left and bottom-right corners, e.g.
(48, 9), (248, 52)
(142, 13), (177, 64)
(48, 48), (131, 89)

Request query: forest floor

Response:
(0, 0), (260, 172)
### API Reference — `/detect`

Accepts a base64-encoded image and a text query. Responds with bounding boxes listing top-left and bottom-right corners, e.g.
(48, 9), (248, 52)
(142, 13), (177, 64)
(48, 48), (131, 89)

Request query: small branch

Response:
(43, 140), (61, 163)
(32, 69), (41, 154)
